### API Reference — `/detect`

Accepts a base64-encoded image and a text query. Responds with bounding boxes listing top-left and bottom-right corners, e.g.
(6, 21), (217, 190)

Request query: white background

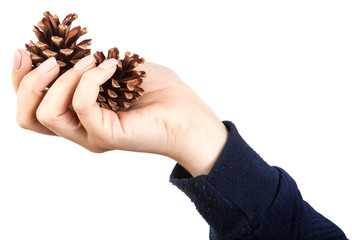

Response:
(0, 0), (351, 239)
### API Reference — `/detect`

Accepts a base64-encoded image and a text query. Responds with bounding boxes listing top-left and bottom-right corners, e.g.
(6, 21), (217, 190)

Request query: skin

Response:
(12, 50), (229, 177)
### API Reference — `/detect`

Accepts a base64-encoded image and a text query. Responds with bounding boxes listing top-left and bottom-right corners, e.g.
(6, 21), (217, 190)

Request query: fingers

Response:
(16, 57), (60, 135)
(36, 55), (96, 145)
(12, 50), (33, 94)
(14, 51), (122, 151)
(73, 59), (119, 137)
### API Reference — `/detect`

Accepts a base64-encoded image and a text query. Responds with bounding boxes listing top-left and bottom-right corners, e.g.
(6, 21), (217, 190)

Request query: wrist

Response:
(170, 119), (229, 177)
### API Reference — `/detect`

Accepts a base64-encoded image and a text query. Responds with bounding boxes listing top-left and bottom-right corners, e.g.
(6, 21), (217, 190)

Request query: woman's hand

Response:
(12, 50), (229, 177)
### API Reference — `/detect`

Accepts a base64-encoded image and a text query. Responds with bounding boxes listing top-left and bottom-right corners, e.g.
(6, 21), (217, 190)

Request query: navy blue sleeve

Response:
(170, 121), (348, 240)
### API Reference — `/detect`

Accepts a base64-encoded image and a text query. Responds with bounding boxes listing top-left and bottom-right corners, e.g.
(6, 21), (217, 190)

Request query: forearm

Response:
(170, 121), (280, 238)
(252, 168), (347, 239)
(170, 121), (348, 239)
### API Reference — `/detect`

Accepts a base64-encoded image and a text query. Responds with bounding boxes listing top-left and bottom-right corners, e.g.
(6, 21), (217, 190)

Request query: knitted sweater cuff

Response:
(169, 121), (280, 239)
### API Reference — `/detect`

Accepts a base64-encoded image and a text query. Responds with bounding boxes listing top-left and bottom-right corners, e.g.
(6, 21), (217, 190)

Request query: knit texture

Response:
(251, 168), (347, 240)
(170, 121), (348, 240)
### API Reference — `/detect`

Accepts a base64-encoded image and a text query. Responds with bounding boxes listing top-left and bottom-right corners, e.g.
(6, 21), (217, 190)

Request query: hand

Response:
(12, 50), (229, 177)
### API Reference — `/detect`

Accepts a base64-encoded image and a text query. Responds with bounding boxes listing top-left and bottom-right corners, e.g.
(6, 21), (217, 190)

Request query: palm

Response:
(97, 63), (189, 156)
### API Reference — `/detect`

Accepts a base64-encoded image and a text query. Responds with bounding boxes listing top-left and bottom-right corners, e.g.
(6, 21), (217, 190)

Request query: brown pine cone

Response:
(25, 11), (91, 79)
(94, 47), (146, 112)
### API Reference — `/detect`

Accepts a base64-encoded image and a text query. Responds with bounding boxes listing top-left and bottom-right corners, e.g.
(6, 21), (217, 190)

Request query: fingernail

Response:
(13, 50), (22, 70)
(98, 59), (118, 69)
(37, 57), (57, 73)
(74, 55), (95, 71)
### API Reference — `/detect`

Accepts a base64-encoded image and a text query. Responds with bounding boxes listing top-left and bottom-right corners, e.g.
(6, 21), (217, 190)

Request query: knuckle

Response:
(81, 71), (89, 79)
(56, 69), (79, 87)
(80, 71), (93, 83)
(82, 68), (97, 77)
(72, 96), (86, 114)
(16, 116), (32, 130)
(86, 138), (105, 153)
(88, 135), (100, 147)
(20, 75), (45, 95)
(18, 75), (31, 90)
(87, 135), (106, 152)
(88, 146), (105, 154)
(36, 107), (54, 126)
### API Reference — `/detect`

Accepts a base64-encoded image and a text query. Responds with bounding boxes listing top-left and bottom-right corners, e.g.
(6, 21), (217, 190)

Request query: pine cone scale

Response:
(51, 36), (64, 48)
(43, 11), (58, 34)
(42, 49), (57, 58)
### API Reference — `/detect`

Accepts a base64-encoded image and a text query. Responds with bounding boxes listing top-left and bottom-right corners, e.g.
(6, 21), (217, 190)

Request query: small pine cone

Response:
(94, 47), (146, 112)
(25, 11), (91, 81)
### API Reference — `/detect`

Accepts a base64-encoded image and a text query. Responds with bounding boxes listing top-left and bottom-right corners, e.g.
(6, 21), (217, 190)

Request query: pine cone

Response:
(94, 47), (146, 112)
(25, 11), (91, 79)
